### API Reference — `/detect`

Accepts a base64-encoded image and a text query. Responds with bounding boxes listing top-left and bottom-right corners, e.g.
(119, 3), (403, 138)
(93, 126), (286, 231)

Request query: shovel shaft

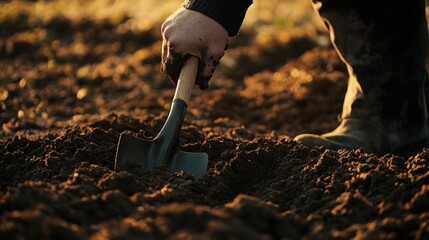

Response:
(173, 57), (199, 104)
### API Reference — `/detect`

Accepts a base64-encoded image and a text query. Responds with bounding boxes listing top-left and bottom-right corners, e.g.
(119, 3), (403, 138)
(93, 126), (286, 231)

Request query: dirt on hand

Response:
(1, 2), (428, 239)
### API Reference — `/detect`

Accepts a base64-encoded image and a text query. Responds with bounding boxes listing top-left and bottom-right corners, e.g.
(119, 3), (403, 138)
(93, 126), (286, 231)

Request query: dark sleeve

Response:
(183, 0), (253, 37)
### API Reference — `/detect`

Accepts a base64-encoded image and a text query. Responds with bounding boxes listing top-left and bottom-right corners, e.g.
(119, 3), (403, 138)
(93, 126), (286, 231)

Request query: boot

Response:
(295, 0), (429, 155)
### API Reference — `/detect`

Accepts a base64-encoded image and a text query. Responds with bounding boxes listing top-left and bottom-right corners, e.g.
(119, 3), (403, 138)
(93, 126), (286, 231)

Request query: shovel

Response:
(114, 57), (208, 180)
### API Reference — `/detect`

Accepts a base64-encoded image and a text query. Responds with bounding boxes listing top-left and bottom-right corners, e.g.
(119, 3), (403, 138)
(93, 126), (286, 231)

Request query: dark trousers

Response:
(311, 0), (428, 127)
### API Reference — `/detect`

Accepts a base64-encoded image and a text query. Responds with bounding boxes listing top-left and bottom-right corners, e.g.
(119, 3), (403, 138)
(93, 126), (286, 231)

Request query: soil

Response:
(1, 3), (429, 240)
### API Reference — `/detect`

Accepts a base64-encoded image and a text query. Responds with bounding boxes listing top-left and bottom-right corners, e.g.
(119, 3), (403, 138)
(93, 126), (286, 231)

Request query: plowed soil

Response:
(1, 2), (429, 239)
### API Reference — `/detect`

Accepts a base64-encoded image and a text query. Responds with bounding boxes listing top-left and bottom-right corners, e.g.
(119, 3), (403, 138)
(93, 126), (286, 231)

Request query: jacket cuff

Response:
(184, 0), (253, 37)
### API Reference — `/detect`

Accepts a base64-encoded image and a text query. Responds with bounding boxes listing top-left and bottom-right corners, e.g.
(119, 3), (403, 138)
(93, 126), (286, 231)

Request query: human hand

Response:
(161, 8), (228, 90)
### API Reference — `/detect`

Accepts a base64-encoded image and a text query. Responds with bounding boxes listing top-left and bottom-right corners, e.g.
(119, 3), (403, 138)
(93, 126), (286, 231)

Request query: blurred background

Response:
(0, 0), (323, 32)
(7, 0), (427, 139)
(0, 0), (333, 137)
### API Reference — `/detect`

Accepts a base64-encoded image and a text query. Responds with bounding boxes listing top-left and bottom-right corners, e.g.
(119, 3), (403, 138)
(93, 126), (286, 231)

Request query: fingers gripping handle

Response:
(173, 57), (198, 104)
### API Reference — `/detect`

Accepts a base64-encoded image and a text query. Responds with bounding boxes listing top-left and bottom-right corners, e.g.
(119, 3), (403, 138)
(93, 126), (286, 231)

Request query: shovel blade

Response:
(115, 133), (208, 180)
(115, 133), (156, 171)
(170, 150), (208, 181)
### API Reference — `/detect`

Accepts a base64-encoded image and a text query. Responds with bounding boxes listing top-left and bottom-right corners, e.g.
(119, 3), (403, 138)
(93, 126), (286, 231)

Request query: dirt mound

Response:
(1, 3), (428, 239)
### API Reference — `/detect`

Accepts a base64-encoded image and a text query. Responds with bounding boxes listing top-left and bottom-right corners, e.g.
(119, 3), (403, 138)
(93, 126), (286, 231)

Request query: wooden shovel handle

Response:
(173, 56), (199, 104)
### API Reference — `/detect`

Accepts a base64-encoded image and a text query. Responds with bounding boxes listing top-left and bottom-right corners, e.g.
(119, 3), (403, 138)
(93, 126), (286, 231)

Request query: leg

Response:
(295, 0), (429, 155)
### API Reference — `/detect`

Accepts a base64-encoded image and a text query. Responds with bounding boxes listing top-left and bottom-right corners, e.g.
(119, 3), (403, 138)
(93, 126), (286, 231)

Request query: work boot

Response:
(295, 0), (429, 155)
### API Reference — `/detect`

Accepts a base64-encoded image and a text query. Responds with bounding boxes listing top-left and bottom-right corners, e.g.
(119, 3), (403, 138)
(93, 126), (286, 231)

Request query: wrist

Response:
(184, 0), (253, 37)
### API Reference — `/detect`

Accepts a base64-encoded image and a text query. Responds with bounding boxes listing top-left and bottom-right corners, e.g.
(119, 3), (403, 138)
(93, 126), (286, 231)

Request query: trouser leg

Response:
(295, 0), (429, 154)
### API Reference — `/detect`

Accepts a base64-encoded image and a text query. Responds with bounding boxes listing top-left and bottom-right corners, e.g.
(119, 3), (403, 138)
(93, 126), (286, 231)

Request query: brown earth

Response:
(1, 4), (429, 240)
